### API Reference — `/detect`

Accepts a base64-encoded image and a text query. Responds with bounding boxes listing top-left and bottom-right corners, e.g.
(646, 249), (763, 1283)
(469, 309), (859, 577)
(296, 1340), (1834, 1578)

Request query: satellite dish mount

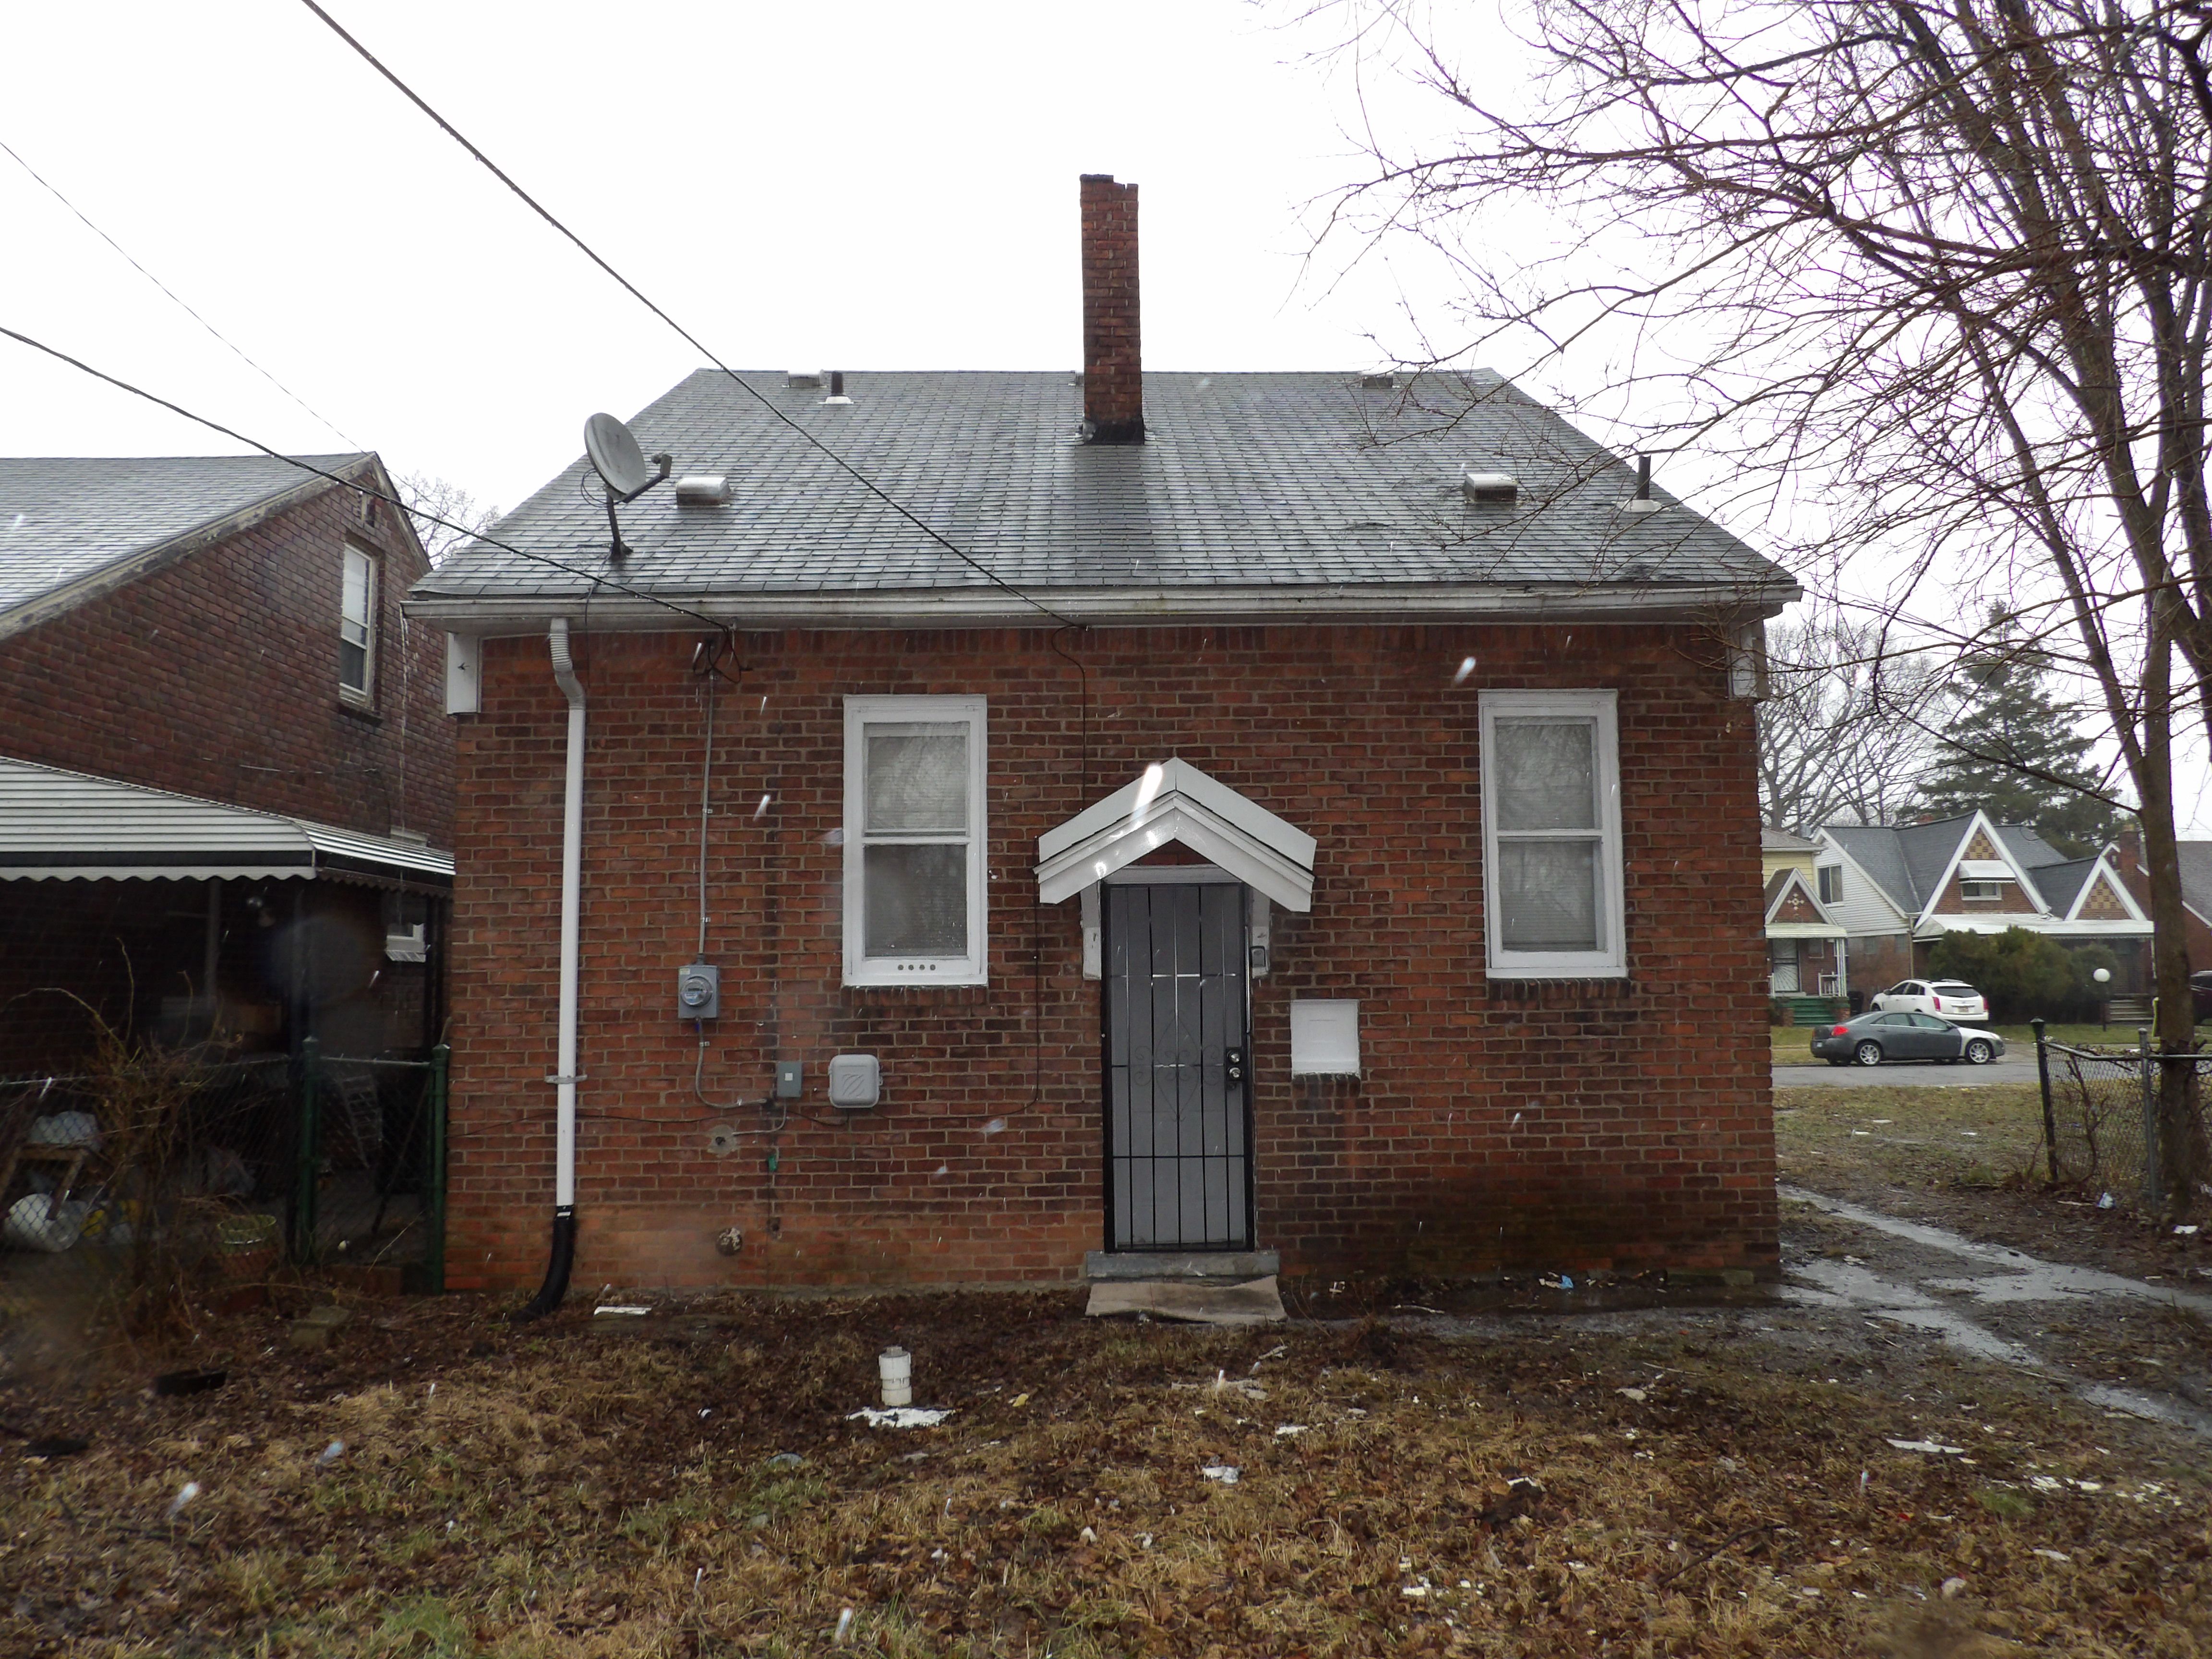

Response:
(583, 411), (672, 563)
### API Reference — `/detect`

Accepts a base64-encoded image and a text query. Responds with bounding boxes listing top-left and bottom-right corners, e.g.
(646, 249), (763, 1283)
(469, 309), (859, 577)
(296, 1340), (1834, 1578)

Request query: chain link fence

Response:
(2035, 1025), (2211, 1213)
(0, 1041), (445, 1324)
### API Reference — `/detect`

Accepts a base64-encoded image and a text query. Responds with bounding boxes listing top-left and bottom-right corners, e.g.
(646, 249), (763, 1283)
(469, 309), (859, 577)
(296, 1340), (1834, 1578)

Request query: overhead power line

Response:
(0, 135), (362, 450)
(294, 0), (1077, 629)
(0, 321), (731, 636)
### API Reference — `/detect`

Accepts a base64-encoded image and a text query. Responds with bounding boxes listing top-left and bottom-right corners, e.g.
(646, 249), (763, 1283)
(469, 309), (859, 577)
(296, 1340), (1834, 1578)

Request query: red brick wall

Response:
(444, 622), (1775, 1292)
(0, 478), (453, 844)
(1853, 934), (1916, 991)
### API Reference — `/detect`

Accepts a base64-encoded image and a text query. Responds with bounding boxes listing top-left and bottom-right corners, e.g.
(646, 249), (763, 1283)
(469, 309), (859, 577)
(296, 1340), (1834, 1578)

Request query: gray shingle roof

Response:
(1824, 824), (1921, 912)
(0, 454), (366, 637)
(2176, 841), (2212, 920)
(1991, 825), (2070, 869)
(408, 371), (1798, 627)
(2030, 856), (2094, 915)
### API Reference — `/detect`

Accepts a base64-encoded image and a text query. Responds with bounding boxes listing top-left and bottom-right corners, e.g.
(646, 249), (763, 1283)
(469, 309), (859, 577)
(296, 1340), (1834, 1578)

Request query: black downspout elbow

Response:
(513, 1205), (576, 1321)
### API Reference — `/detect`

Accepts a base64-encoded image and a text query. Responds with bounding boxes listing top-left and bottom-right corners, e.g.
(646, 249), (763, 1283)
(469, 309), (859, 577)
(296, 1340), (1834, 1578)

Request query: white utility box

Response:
(827, 1053), (881, 1109)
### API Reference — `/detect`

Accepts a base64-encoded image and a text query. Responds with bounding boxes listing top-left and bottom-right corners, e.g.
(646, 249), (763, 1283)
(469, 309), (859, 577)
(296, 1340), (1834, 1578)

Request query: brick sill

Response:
(336, 699), (383, 725)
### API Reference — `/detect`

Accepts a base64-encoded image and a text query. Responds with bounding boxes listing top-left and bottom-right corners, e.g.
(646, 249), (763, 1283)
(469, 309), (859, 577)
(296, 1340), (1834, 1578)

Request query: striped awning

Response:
(0, 755), (452, 889)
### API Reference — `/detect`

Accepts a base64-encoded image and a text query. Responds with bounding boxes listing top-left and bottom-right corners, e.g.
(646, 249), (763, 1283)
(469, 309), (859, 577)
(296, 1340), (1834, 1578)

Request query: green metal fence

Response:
(0, 1042), (447, 1294)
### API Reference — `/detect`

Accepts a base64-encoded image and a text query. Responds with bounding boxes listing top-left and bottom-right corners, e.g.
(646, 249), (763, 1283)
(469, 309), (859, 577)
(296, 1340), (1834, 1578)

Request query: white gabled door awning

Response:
(1035, 758), (1315, 911)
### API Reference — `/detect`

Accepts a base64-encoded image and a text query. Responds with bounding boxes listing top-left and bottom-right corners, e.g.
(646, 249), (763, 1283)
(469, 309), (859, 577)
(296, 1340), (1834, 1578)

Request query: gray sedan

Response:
(1807, 1010), (2005, 1068)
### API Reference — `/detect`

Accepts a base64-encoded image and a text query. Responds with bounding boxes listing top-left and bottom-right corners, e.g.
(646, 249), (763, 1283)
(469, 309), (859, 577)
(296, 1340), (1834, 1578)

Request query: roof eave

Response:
(403, 578), (1802, 635)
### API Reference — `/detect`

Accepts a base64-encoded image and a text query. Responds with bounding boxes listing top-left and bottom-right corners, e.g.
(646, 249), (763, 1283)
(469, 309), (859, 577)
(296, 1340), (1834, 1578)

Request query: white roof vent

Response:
(675, 475), (731, 506)
(1462, 469), (1519, 505)
(785, 371), (824, 389)
(1361, 371), (1396, 390)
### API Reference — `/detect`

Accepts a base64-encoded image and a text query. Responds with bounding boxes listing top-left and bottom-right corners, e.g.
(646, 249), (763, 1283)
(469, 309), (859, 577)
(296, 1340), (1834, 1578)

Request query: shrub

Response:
(1927, 927), (2077, 1022)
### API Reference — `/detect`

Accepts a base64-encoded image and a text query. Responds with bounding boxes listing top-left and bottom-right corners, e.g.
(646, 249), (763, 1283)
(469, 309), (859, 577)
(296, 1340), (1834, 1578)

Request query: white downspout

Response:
(520, 616), (585, 1316)
(551, 617), (583, 1208)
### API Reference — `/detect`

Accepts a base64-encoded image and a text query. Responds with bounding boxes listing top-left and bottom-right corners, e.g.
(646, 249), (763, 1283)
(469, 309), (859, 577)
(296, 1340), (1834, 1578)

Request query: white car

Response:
(1870, 979), (1989, 1023)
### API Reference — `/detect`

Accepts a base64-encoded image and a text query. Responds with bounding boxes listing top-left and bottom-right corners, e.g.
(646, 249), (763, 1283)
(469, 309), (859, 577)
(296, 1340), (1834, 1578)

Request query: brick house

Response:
(1760, 826), (1847, 1007)
(0, 454), (456, 1074)
(1815, 812), (2151, 994)
(407, 176), (1799, 1297)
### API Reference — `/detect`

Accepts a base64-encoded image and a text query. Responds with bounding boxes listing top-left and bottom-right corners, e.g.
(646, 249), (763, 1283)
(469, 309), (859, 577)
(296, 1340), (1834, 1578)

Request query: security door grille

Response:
(1103, 881), (1252, 1251)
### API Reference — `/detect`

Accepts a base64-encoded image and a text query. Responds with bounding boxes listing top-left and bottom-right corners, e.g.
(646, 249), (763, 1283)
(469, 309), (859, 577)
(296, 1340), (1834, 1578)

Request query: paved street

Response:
(1775, 1058), (2043, 1088)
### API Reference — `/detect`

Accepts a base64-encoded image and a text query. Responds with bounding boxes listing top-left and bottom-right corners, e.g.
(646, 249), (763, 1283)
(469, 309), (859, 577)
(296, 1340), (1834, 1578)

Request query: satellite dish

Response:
(581, 411), (673, 562)
(585, 412), (655, 499)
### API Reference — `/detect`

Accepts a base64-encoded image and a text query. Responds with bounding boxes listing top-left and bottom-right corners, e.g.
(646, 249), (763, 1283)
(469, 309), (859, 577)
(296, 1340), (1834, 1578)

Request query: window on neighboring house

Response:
(339, 544), (378, 701)
(1817, 864), (1842, 904)
(843, 696), (987, 986)
(1479, 689), (1625, 977)
(1960, 879), (2006, 901)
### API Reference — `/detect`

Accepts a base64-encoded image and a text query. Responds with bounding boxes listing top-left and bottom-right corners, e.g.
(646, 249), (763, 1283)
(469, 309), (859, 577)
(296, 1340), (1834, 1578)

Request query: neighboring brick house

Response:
(1815, 812), (2151, 993)
(0, 455), (456, 1073)
(1760, 826), (1847, 1004)
(406, 175), (1799, 1297)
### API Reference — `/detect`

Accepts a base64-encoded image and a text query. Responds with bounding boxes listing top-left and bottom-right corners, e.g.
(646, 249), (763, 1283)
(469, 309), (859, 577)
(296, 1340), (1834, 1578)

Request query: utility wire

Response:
(295, 0), (1079, 629)
(0, 322), (732, 637)
(0, 136), (362, 451)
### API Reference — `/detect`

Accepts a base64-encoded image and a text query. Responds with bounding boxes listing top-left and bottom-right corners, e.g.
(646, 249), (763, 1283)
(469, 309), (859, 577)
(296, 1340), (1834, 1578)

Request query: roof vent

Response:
(786, 371), (823, 389)
(1361, 372), (1396, 390)
(822, 370), (852, 407)
(1462, 469), (1519, 505)
(1623, 454), (1661, 514)
(675, 475), (731, 506)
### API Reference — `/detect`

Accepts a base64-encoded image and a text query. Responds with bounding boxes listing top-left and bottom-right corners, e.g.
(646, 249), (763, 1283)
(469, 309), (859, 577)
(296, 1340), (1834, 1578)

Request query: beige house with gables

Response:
(1815, 811), (2151, 995)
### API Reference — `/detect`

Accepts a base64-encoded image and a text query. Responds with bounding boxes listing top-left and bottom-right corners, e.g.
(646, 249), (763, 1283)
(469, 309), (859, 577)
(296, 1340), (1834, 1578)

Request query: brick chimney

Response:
(1079, 174), (1143, 444)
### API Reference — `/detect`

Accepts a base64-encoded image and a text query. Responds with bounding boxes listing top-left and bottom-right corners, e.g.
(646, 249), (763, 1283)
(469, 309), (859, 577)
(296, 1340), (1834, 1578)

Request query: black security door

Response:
(1104, 881), (1252, 1251)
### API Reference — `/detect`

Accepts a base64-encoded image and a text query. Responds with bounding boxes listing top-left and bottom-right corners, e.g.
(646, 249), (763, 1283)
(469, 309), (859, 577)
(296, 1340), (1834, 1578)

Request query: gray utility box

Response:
(827, 1054), (880, 1110)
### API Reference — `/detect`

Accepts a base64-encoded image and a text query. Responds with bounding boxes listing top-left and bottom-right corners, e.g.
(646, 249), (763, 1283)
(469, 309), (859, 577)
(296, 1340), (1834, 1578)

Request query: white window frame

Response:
(842, 695), (988, 986)
(1817, 864), (1842, 904)
(1959, 878), (2007, 901)
(339, 542), (378, 704)
(1479, 689), (1626, 978)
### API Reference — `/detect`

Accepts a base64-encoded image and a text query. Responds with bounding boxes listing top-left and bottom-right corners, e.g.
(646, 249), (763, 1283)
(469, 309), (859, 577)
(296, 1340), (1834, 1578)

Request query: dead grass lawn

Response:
(4, 1289), (2210, 1657)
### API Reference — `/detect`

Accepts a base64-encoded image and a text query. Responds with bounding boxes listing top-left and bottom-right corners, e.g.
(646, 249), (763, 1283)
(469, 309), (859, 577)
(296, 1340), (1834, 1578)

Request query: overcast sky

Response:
(6, 0), (2206, 828)
(0, 1), (1449, 508)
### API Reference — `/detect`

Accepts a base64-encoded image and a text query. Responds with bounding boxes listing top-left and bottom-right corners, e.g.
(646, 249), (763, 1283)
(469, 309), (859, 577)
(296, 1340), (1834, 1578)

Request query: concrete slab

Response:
(1084, 1275), (1286, 1325)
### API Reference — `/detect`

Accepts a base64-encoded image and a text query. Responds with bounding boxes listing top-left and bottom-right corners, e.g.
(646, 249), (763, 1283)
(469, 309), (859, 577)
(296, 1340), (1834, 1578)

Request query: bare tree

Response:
(1297, 0), (2212, 1207)
(396, 471), (499, 566)
(1759, 610), (1945, 831)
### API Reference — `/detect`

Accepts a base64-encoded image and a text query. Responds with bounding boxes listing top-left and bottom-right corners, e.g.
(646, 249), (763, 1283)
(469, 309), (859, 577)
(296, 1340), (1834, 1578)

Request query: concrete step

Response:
(1085, 1249), (1280, 1283)
(1086, 1274), (1286, 1325)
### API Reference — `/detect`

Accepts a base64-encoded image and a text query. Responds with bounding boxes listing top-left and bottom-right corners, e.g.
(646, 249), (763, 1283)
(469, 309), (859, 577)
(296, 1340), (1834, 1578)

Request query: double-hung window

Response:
(339, 544), (378, 702)
(1479, 689), (1625, 976)
(843, 696), (987, 986)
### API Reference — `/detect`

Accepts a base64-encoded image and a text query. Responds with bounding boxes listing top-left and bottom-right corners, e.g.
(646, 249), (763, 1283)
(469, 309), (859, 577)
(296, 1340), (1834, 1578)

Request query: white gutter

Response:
(519, 615), (585, 1316)
(402, 578), (1802, 634)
